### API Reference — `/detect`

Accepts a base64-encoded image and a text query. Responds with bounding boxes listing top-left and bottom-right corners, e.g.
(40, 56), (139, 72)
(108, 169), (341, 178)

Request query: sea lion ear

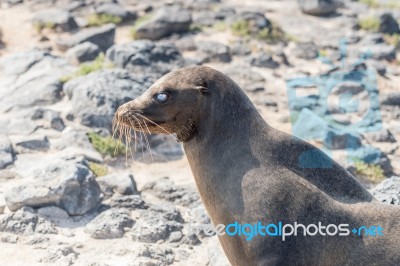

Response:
(197, 81), (210, 95)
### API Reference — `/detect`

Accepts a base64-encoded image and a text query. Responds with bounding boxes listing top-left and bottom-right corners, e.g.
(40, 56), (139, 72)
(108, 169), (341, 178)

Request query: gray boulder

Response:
(379, 13), (400, 35)
(56, 23), (115, 51)
(97, 173), (139, 197)
(95, 3), (136, 22)
(32, 9), (78, 32)
(196, 41), (231, 63)
(5, 160), (101, 215)
(246, 52), (279, 68)
(0, 135), (14, 169)
(292, 42), (319, 59)
(298, 0), (339, 16)
(0, 208), (58, 235)
(37, 206), (69, 220)
(64, 69), (153, 131)
(235, 11), (272, 34)
(360, 44), (396, 61)
(371, 176), (400, 205)
(323, 130), (361, 150)
(364, 129), (396, 143)
(66, 42), (101, 64)
(382, 93), (400, 106)
(135, 6), (192, 40)
(15, 136), (50, 152)
(134, 244), (175, 265)
(106, 40), (184, 77)
(33, 109), (65, 132)
(107, 195), (146, 210)
(85, 208), (134, 239)
(0, 50), (72, 112)
(132, 206), (183, 243)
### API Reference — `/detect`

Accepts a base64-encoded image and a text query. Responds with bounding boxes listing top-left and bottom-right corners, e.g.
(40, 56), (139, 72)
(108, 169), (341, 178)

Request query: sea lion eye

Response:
(154, 92), (169, 103)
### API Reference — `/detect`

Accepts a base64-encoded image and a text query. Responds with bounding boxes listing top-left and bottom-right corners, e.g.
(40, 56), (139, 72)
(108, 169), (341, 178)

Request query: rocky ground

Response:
(0, 0), (399, 265)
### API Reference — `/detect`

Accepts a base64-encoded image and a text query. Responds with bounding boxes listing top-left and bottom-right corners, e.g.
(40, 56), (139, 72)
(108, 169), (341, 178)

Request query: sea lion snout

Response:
(115, 101), (137, 127)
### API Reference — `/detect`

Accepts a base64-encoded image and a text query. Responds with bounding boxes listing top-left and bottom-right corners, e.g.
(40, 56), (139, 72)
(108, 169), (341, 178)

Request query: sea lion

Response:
(114, 66), (400, 266)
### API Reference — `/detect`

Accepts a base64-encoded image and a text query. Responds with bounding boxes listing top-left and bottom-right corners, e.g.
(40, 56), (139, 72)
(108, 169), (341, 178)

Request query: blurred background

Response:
(0, 0), (399, 265)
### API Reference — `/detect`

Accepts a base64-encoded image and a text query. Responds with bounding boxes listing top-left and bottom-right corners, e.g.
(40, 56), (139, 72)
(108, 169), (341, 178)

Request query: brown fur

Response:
(115, 66), (400, 266)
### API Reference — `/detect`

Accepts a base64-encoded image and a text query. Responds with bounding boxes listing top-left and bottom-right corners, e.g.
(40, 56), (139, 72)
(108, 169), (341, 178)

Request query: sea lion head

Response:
(114, 66), (225, 142)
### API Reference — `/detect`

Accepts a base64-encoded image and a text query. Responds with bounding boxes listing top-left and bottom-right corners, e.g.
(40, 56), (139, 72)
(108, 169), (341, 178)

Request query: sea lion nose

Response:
(115, 102), (132, 123)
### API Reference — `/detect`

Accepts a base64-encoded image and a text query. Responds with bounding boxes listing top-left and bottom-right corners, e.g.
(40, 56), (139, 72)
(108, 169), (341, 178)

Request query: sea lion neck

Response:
(184, 81), (268, 146)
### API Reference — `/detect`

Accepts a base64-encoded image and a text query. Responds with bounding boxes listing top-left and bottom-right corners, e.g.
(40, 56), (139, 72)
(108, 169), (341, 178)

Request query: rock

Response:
(134, 244), (175, 265)
(37, 206), (69, 220)
(224, 67), (265, 93)
(15, 136), (50, 152)
(0, 209), (58, 234)
(188, 205), (211, 225)
(181, 232), (201, 245)
(106, 40), (184, 77)
(323, 130), (361, 150)
(196, 41), (231, 63)
(95, 3), (136, 22)
(365, 129), (396, 143)
(4, 0), (22, 6)
(135, 6), (192, 40)
(144, 135), (184, 162)
(56, 23), (115, 51)
(360, 33), (385, 45)
(298, 0), (339, 16)
(347, 146), (393, 175)
(208, 237), (230, 266)
(64, 69), (153, 131)
(381, 93), (400, 106)
(42, 246), (78, 265)
(142, 177), (200, 207)
(0, 234), (18, 243)
(246, 53), (279, 68)
(85, 208), (134, 239)
(32, 108), (66, 131)
(131, 206), (183, 243)
(0, 135), (14, 169)
(107, 195), (146, 209)
(371, 176), (400, 205)
(5, 160), (101, 215)
(52, 128), (96, 151)
(32, 9), (78, 32)
(24, 235), (50, 245)
(169, 231), (183, 242)
(235, 11), (271, 34)
(292, 42), (319, 59)
(379, 13), (400, 35)
(360, 44), (396, 61)
(66, 42), (101, 64)
(97, 173), (139, 197)
(0, 50), (71, 112)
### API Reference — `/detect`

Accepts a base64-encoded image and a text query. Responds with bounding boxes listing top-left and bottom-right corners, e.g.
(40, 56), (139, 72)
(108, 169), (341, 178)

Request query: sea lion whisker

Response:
(126, 127), (135, 161)
(136, 114), (173, 136)
(123, 126), (129, 165)
(131, 116), (147, 161)
(137, 116), (154, 162)
(133, 115), (154, 163)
